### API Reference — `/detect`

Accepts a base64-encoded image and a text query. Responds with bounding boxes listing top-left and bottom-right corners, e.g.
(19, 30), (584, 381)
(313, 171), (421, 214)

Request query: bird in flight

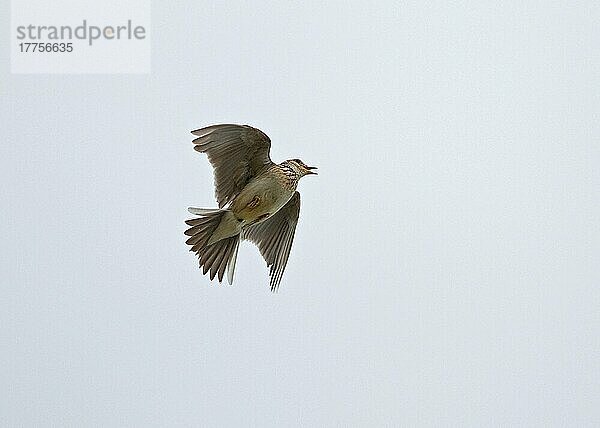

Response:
(185, 124), (317, 291)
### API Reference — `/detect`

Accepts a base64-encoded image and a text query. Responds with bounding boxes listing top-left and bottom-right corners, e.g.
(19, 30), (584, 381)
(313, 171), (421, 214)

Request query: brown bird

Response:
(185, 124), (317, 291)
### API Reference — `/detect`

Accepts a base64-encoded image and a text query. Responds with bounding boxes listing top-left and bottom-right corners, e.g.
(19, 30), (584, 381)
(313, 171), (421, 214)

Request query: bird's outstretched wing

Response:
(191, 124), (274, 208)
(242, 192), (301, 292)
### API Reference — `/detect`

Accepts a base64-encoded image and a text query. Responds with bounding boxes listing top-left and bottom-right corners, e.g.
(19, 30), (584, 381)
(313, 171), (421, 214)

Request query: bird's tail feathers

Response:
(185, 209), (241, 284)
(188, 207), (222, 215)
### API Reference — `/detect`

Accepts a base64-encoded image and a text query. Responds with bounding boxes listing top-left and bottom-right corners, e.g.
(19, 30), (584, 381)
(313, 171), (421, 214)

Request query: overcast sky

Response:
(1, 1), (599, 426)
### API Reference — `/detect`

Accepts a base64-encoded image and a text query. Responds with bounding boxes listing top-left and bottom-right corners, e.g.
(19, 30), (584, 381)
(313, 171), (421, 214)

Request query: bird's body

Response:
(203, 164), (298, 246)
(230, 164), (297, 224)
(185, 124), (316, 291)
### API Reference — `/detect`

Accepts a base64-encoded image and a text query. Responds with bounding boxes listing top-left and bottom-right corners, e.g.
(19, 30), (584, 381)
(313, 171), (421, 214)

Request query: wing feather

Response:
(191, 124), (273, 207)
(242, 192), (301, 292)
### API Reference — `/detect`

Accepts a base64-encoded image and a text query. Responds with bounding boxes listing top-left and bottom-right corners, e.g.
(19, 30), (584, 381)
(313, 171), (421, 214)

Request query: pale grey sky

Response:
(1, 1), (599, 426)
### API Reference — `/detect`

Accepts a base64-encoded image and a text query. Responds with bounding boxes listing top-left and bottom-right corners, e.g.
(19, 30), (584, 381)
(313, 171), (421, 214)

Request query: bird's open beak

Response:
(306, 166), (318, 175)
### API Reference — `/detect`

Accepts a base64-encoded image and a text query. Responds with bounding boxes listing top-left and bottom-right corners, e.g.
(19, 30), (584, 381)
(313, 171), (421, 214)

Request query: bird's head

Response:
(286, 158), (318, 177)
